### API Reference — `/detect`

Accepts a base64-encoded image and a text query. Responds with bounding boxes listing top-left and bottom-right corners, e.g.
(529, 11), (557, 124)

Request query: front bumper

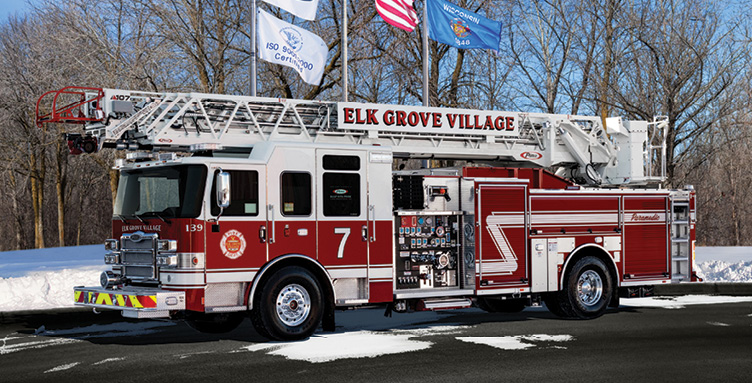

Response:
(74, 286), (185, 318)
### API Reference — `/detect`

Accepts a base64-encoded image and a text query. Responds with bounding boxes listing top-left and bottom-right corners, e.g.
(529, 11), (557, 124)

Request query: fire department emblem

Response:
(220, 230), (246, 259)
(451, 18), (471, 38)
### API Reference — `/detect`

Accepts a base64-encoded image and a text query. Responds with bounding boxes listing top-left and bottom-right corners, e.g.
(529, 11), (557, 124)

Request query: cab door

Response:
(316, 150), (369, 292)
(205, 165), (267, 283)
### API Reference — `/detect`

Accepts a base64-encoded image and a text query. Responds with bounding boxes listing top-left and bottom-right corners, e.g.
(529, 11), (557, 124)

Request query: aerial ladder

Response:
(36, 86), (667, 186)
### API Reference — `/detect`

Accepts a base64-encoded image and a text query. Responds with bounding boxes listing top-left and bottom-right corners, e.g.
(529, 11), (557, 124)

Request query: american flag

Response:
(375, 0), (419, 32)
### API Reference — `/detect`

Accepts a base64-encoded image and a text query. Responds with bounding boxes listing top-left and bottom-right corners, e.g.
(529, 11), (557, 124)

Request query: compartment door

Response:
(477, 184), (529, 289)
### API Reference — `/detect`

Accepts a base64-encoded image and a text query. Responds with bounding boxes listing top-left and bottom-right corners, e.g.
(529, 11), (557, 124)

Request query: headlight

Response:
(104, 253), (120, 264)
(104, 239), (119, 251)
(156, 254), (178, 267)
(157, 239), (177, 252)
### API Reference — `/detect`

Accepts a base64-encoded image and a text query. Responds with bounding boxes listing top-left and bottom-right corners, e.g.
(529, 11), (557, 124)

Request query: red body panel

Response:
(623, 196), (669, 279)
(206, 220), (267, 270)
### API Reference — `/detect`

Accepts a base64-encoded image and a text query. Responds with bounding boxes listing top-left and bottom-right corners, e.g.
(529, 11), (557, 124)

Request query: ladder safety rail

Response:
(35, 86), (105, 129)
(35, 87), (668, 187)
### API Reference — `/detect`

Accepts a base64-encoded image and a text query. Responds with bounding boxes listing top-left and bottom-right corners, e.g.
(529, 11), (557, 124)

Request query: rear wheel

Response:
(545, 256), (614, 319)
(185, 312), (245, 334)
(250, 266), (323, 341)
(559, 256), (613, 319)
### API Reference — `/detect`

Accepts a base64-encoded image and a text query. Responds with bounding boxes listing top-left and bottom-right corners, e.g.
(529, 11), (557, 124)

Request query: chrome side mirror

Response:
(216, 171), (231, 209)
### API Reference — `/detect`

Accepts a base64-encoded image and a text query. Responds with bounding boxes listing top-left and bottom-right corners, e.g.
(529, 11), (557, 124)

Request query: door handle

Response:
(259, 225), (267, 243)
(369, 205), (376, 242)
(362, 225), (368, 242)
(267, 204), (275, 244)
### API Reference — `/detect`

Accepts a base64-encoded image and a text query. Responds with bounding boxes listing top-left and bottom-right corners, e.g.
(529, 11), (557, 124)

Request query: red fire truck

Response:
(37, 87), (697, 340)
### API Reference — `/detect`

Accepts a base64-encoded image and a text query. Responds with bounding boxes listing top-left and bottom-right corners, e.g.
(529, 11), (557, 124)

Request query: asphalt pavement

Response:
(1, 299), (751, 382)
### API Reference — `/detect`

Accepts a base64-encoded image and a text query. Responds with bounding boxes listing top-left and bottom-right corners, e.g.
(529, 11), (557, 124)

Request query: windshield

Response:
(114, 165), (207, 219)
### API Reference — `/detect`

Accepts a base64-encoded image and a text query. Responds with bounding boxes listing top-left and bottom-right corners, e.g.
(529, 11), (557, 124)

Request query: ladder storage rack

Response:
(670, 198), (691, 281)
(35, 87), (668, 187)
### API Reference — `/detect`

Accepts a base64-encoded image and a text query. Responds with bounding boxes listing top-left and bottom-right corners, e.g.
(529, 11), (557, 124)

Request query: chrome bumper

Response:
(74, 286), (185, 318)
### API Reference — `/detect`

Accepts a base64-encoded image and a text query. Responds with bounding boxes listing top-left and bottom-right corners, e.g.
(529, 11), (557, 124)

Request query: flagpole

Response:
(342, 0), (348, 102)
(250, 0), (257, 97)
(422, 0), (429, 107)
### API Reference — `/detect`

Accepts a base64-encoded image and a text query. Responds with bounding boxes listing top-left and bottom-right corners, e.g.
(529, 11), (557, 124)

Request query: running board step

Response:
(416, 298), (473, 311)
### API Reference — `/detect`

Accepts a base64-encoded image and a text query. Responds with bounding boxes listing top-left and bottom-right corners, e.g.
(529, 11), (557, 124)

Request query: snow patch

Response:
(391, 325), (470, 336)
(0, 245), (102, 278)
(240, 330), (436, 363)
(620, 295), (752, 309)
(0, 267), (104, 312)
(457, 334), (574, 350)
(695, 260), (752, 282)
(44, 362), (80, 373)
(92, 357), (125, 365)
(0, 338), (80, 355)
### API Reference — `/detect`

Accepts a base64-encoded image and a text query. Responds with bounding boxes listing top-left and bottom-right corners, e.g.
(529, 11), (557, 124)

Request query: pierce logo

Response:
(521, 152), (543, 160)
(220, 230), (246, 259)
(158, 138), (173, 143)
(333, 189), (348, 195)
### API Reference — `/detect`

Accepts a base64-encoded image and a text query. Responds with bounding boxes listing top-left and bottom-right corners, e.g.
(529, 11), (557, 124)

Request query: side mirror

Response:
(216, 171), (231, 209)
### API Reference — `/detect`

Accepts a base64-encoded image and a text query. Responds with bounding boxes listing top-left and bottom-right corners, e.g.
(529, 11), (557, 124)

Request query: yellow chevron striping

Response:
(129, 295), (143, 308)
(95, 293), (113, 306)
(74, 291), (81, 302)
(115, 294), (126, 307)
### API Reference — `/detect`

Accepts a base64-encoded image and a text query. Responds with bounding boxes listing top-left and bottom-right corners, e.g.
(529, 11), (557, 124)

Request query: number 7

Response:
(334, 228), (351, 259)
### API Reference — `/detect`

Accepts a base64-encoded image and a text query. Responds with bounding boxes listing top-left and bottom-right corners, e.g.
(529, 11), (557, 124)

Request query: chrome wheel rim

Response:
(577, 270), (603, 307)
(276, 284), (311, 327)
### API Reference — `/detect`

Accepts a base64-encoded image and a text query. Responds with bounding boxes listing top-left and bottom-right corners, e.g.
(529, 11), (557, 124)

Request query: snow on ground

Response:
(0, 246), (750, 313)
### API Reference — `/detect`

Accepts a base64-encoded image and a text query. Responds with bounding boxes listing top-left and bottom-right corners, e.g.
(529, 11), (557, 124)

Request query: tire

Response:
(476, 297), (526, 313)
(250, 266), (323, 341)
(186, 312), (245, 334)
(543, 293), (572, 318)
(560, 256), (613, 319)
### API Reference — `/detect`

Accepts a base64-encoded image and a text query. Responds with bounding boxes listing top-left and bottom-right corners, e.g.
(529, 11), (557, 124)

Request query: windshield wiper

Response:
(133, 214), (146, 224)
(115, 214), (127, 223)
(151, 212), (170, 224)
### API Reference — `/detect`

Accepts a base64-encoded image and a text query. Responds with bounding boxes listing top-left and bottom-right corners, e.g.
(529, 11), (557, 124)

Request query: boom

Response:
(36, 87), (666, 186)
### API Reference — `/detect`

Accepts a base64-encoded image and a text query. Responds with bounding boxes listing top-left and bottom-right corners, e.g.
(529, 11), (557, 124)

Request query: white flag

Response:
(257, 9), (329, 86)
(262, 0), (320, 21)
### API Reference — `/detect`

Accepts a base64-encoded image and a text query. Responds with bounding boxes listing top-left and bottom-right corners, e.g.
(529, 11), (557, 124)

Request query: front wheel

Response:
(250, 266), (323, 341)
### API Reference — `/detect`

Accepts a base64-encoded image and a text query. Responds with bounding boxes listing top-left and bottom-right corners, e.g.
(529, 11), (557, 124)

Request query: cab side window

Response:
(281, 172), (312, 216)
(210, 170), (259, 216)
(322, 155), (361, 217)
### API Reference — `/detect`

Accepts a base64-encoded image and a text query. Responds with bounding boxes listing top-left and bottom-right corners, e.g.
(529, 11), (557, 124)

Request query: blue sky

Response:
(0, 0), (30, 20)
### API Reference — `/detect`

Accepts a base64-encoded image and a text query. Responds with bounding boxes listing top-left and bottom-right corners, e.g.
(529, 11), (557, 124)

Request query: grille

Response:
(120, 231), (158, 281)
(122, 265), (155, 278)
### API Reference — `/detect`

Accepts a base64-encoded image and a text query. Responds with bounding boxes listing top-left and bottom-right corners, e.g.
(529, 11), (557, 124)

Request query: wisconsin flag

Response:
(427, 0), (502, 51)
(375, 0), (419, 32)
(257, 9), (329, 85)
(262, 0), (321, 21)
